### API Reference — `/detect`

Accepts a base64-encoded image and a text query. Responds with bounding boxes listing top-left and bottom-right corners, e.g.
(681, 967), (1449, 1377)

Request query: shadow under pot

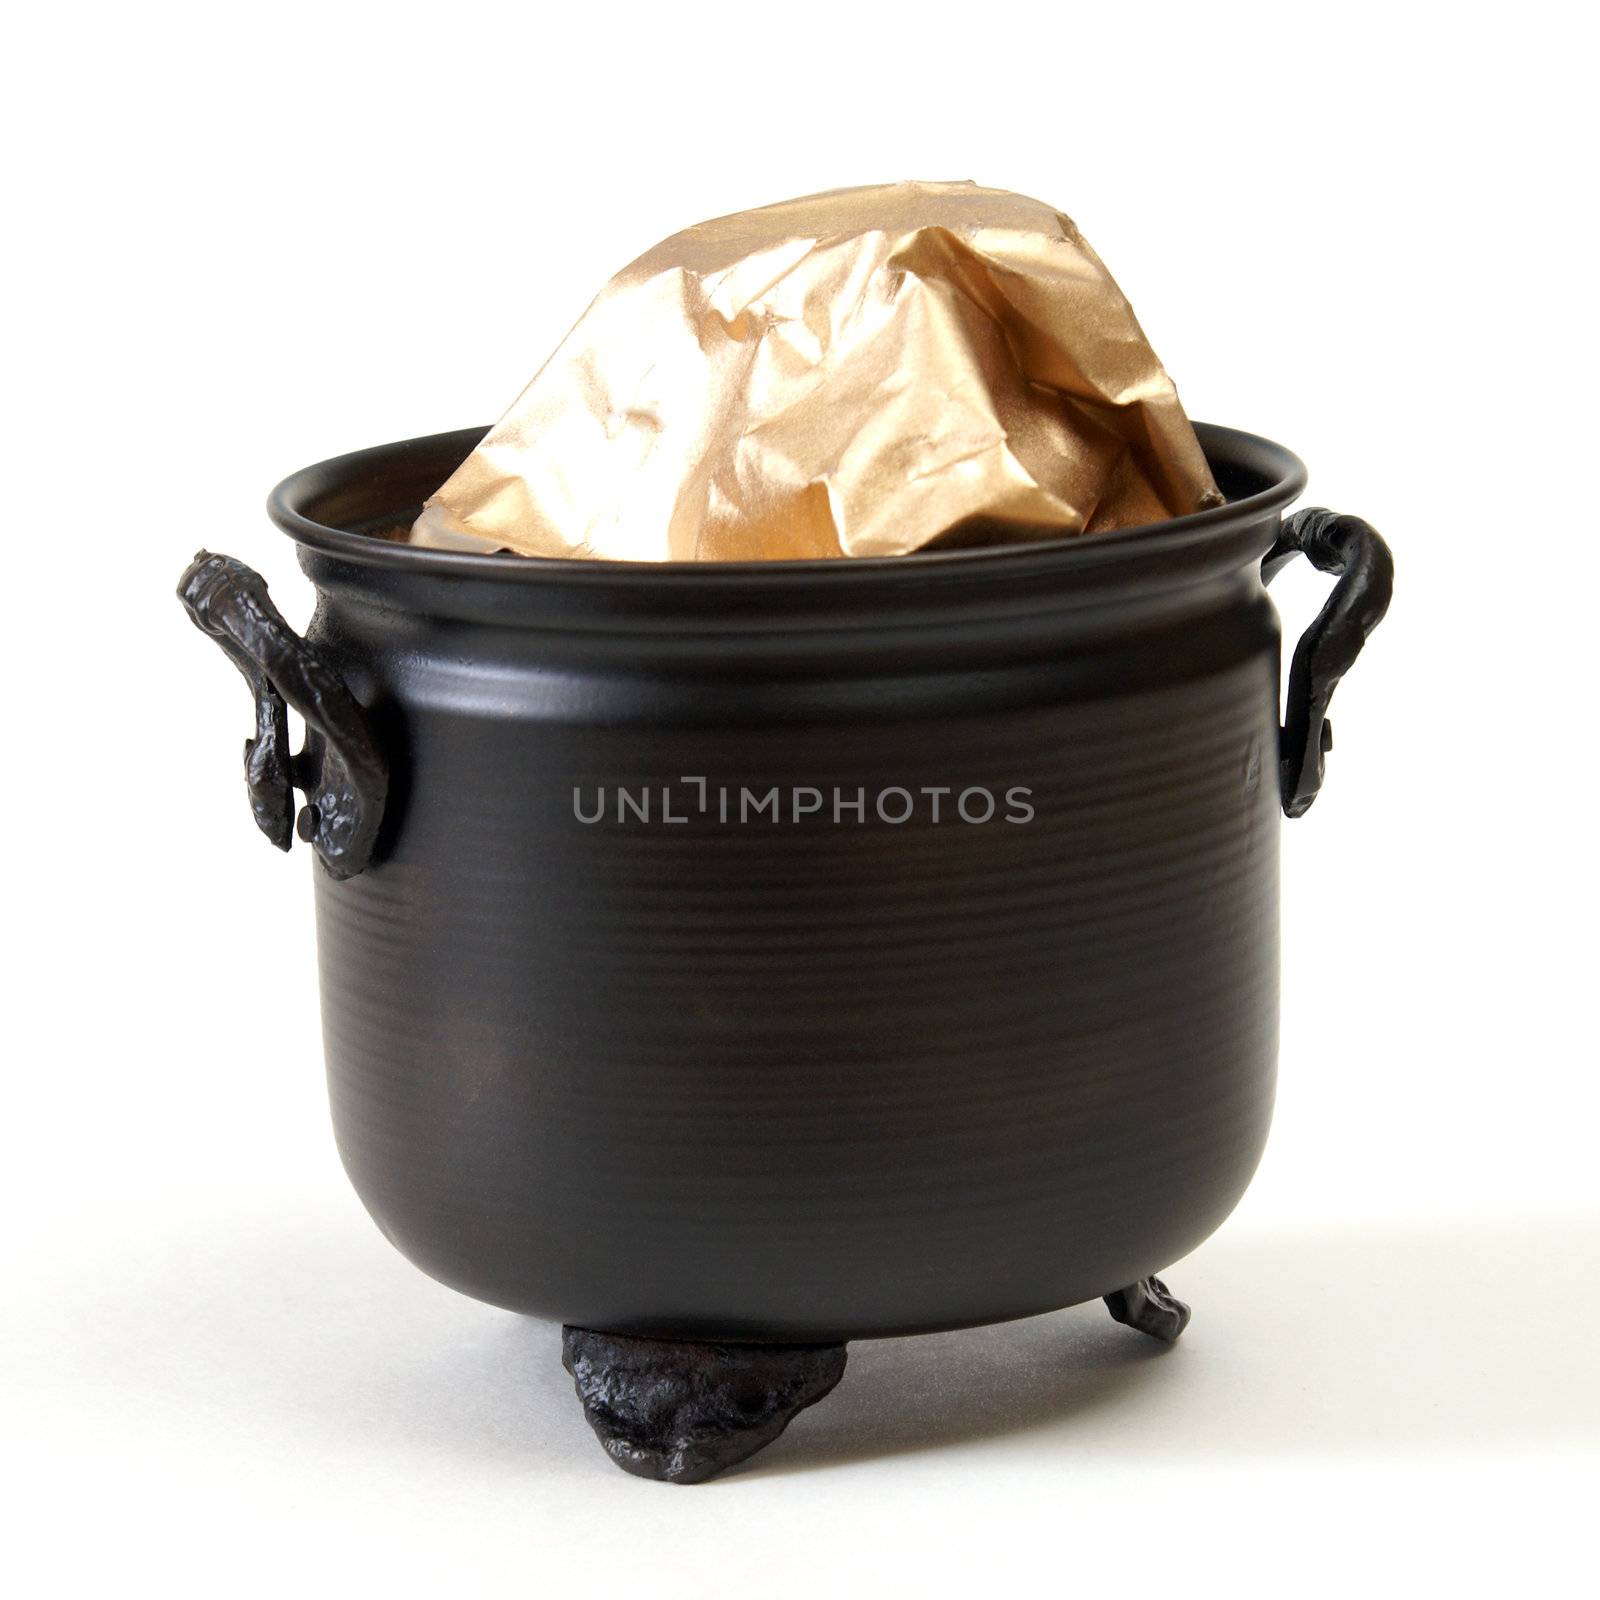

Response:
(178, 421), (1392, 1483)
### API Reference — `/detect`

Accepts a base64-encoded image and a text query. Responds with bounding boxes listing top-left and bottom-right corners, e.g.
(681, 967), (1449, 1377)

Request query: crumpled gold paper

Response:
(412, 181), (1220, 560)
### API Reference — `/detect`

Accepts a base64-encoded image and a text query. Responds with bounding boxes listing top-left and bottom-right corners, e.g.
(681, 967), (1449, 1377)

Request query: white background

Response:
(5, 2), (1596, 1593)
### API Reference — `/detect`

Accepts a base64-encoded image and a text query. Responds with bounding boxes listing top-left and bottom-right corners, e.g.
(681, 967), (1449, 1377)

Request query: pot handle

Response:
(1262, 507), (1394, 818)
(177, 550), (388, 880)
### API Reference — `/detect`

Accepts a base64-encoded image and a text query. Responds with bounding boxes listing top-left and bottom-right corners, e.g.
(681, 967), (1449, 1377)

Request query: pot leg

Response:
(561, 1326), (848, 1484)
(1103, 1275), (1191, 1343)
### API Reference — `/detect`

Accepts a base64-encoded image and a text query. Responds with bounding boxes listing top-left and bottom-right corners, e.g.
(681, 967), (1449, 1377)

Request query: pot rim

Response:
(267, 421), (1307, 589)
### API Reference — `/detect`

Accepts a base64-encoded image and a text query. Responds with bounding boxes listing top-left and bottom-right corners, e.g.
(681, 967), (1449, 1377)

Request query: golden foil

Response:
(413, 181), (1220, 561)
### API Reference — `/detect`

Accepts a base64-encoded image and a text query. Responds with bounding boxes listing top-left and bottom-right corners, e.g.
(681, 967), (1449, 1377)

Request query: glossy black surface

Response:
(181, 422), (1392, 1346)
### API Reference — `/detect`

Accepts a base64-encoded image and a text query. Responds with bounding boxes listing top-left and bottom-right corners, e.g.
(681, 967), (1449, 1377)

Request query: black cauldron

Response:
(178, 423), (1391, 1482)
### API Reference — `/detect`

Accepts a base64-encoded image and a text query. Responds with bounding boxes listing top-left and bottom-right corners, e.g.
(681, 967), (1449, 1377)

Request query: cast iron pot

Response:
(178, 422), (1391, 1482)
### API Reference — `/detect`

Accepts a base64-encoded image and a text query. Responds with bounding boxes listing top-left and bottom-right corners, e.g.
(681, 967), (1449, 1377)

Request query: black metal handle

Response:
(1262, 508), (1394, 818)
(177, 550), (388, 879)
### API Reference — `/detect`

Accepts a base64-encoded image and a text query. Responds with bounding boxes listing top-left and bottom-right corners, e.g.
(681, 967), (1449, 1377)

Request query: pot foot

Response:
(561, 1326), (848, 1484)
(1103, 1275), (1191, 1343)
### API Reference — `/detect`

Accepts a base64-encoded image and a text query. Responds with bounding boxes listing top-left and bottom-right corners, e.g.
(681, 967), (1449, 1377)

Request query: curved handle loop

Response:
(177, 550), (388, 879)
(1262, 508), (1393, 818)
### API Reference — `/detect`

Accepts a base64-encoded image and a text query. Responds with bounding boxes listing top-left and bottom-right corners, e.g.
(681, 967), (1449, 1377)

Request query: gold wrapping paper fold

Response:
(413, 181), (1220, 561)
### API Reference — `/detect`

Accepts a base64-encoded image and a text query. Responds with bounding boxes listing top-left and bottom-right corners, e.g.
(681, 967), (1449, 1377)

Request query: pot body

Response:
(276, 425), (1302, 1342)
